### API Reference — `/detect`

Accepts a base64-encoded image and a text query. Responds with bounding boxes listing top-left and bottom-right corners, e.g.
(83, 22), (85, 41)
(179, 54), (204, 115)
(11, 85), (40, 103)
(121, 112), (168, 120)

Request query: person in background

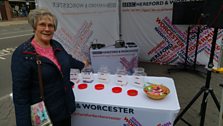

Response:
(21, 4), (28, 17)
(14, 4), (19, 16)
(11, 8), (89, 126)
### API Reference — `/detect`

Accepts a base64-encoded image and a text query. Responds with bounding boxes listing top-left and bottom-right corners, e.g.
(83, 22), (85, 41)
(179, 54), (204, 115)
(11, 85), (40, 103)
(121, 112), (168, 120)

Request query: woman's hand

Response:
(82, 59), (90, 67)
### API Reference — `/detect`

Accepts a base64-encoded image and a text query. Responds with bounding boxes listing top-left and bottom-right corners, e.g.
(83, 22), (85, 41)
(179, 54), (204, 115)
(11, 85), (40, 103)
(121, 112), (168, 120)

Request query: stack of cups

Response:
(132, 67), (146, 87)
(115, 67), (128, 86)
(70, 69), (80, 84)
(81, 67), (94, 83)
(97, 66), (110, 83)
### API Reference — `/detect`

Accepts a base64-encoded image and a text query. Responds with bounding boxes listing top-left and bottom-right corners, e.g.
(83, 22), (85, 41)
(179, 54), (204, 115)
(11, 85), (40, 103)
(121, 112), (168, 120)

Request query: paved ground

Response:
(0, 18), (28, 27)
(0, 19), (222, 126)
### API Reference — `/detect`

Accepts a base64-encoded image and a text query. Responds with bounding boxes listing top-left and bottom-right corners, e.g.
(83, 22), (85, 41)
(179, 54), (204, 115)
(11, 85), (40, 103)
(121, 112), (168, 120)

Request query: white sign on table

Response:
(90, 46), (138, 74)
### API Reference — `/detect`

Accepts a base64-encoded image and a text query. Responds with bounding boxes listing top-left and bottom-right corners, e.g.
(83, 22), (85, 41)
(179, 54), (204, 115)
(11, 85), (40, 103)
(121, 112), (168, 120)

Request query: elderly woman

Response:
(11, 8), (87, 126)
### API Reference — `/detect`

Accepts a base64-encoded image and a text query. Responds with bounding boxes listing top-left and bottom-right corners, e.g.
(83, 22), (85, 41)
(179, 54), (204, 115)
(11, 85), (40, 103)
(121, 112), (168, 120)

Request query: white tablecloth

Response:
(71, 75), (180, 126)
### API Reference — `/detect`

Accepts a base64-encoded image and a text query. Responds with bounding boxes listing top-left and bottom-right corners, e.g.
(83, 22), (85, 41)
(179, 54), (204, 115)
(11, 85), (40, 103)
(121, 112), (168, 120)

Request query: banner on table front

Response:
(36, 0), (119, 61)
(121, 0), (223, 67)
(72, 102), (174, 126)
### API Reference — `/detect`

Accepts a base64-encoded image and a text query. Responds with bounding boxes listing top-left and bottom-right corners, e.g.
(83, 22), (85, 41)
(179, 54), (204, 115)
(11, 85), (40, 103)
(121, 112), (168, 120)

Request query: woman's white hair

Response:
(28, 8), (58, 30)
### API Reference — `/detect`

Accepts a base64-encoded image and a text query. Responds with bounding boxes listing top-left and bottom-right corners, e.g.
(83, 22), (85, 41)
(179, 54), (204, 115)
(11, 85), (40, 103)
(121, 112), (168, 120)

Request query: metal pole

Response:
(118, 0), (122, 40)
(35, 0), (38, 8)
(219, 84), (223, 126)
(193, 26), (200, 70)
(200, 27), (218, 126)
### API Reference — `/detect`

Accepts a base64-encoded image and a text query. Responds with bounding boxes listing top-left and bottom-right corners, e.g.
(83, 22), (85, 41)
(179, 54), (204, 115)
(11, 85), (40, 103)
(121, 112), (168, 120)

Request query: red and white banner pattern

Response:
(121, 0), (223, 67)
(37, 0), (223, 67)
(37, 0), (119, 61)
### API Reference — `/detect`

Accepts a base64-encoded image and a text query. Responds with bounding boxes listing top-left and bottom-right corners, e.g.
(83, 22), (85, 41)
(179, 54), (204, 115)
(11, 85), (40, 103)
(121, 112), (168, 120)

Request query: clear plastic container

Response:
(70, 69), (80, 84)
(132, 67), (146, 87)
(115, 68), (128, 86)
(81, 67), (94, 83)
(97, 66), (110, 83)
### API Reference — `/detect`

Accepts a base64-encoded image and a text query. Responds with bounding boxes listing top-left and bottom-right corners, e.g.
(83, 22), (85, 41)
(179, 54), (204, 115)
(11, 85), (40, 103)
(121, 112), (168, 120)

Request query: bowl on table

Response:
(143, 84), (170, 100)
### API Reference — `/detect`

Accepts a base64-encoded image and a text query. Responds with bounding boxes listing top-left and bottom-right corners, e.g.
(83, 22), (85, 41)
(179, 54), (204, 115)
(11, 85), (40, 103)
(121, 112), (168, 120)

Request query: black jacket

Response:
(11, 37), (84, 126)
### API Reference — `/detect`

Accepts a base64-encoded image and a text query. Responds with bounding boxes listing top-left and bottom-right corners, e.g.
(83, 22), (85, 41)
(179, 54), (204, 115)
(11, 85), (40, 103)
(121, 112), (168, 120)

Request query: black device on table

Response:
(91, 43), (105, 49)
(114, 40), (137, 48)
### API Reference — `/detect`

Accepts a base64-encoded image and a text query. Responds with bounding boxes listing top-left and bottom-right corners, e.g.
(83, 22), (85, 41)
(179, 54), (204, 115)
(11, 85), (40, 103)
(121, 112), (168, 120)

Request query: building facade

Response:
(0, 0), (36, 21)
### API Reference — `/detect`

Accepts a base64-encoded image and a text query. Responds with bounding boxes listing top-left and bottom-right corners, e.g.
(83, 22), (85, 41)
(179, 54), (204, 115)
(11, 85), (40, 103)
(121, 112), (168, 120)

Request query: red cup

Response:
(112, 87), (122, 93)
(78, 83), (88, 89)
(127, 89), (138, 96)
(95, 84), (105, 90)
